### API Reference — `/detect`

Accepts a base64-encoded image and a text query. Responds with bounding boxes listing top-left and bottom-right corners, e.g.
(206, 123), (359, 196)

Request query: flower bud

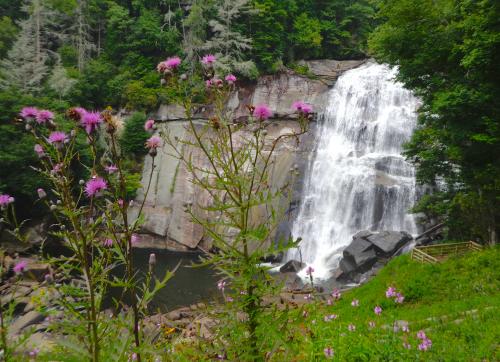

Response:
(79, 179), (85, 185)
(149, 253), (156, 266)
(180, 73), (188, 81)
(25, 124), (32, 131)
(50, 205), (57, 211)
(37, 188), (47, 199)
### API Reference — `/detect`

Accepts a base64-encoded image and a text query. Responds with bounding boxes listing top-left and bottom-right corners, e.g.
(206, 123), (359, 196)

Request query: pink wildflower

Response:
(324, 314), (337, 322)
(20, 106), (39, 120)
(84, 177), (107, 198)
(351, 299), (359, 307)
(217, 280), (227, 291)
(29, 347), (40, 357)
(52, 163), (63, 174)
(205, 79), (213, 88)
(323, 347), (334, 358)
(253, 104), (272, 120)
(36, 110), (54, 124)
(292, 101), (312, 114)
(105, 164), (118, 174)
(306, 266), (314, 275)
(118, 199), (125, 207)
(374, 306), (382, 315)
(226, 296), (233, 302)
(386, 286), (397, 298)
(418, 338), (432, 351)
(48, 131), (67, 147)
(417, 330), (427, 340)
(213, 78), (223, 88)
(395, 293), (405, 304)
(131, 233), (139, 246)
(304, 293), (313, 301)
(0, 194), (14, 208)
(331, 289), (341, 300)
(326, 298), (333, 306)
(103, 239), (113, 247)
(368, 321), (376, 329)
(302, 310), (308, 318)
(403, 342), (411, 350)
(146, 135), (162, 149)
(81, 111), (103, 134)
(34, 144), (45, 157)
(201, 54), (216, 65)
(348, 323), (356, 331)
(74, 107), (87, 118)
(144, 119), (155, 131)
(402, 325), (410, 333)
(13, 260), (28, 274)
(225, 74), (237, 84)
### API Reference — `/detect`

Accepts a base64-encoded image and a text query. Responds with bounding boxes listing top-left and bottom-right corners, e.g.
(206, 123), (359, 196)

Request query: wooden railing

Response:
(411, 241), (483, 264)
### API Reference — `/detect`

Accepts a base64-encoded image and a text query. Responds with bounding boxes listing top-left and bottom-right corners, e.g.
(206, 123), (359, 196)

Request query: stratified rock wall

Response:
(130, 60), (366, 251)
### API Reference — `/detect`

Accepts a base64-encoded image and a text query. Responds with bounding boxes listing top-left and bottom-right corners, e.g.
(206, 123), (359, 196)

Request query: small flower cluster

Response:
(20, 106), (54, 125)
(417, 330), (432, 351)
(386, 286), (405, 303)
(0, 194), (14, 209)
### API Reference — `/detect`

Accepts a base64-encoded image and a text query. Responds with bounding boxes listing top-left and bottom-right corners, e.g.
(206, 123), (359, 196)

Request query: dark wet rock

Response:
(366, 231), (412, 256)
(279, 260), (305, 273)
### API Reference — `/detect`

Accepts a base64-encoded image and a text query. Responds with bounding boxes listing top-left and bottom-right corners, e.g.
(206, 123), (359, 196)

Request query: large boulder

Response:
(280, 260), (305, 273)
(335, 230), (413, 282)
(366, 231), (412, 256)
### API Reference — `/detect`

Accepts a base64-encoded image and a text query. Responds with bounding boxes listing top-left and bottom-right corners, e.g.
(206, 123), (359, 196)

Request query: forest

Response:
(0, 0), (499, 360)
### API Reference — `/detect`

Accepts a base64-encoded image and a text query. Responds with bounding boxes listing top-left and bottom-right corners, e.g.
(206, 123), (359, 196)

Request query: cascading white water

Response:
(288, 62), (420, 279)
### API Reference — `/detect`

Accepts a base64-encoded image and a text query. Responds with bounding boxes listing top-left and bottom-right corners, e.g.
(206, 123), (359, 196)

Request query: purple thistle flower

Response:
(36, 109), (54, 124)
(103, 239), (113, 247)
(165, 57), (181, 69)
(144, 119), (155, 131)
(201, 54), (216, 65)
(292, 101), (312, 114)
(105, 164), (118, 174)
(52, 163), (63, 174)
(374, 306), (382, 315)
(253, 104), (272, 120)
(81, 111), (103, 134)
(84, 177), (107, 198)
(146, 135), (162, 149)
(351, 299), (359, 307)
(205, 79), (213, 88)
(48, 131), (68, 148)
(324, 347), (334, 358)
(386, 286), (397, 298)
(0, 194), (14, 208)
(34, 144), (45, 158)
(20, 106), (39, 120)
(13, 260), (28, 274)
(225, 74), (237, 84)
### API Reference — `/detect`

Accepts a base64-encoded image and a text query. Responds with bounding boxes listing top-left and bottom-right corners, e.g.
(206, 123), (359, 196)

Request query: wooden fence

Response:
(411, 241), (483, 264)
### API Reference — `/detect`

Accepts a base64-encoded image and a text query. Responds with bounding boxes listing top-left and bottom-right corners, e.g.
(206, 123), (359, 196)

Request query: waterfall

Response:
(288, 62), (420, 279)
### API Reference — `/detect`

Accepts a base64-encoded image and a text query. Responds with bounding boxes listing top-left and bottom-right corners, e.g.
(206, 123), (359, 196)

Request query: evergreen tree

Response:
(0, 0), (60, 93)
(203, 0), (258, 78)
(70, 0), (95, 71)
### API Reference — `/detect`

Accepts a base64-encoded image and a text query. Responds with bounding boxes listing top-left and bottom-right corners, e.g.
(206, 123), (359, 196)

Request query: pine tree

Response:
(0, 0), (59, 93)
(203, 0), (258, 78)
(71, 0), (95, 71)
(49, 62), (76, 98)
(182, 0), (212, 67)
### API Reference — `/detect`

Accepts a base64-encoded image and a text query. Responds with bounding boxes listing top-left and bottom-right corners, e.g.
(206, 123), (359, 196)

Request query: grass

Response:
(286, 246), (500, 361)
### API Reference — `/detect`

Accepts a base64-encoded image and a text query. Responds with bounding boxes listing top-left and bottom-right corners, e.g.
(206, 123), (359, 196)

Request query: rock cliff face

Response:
(130, 59), (366, 251)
